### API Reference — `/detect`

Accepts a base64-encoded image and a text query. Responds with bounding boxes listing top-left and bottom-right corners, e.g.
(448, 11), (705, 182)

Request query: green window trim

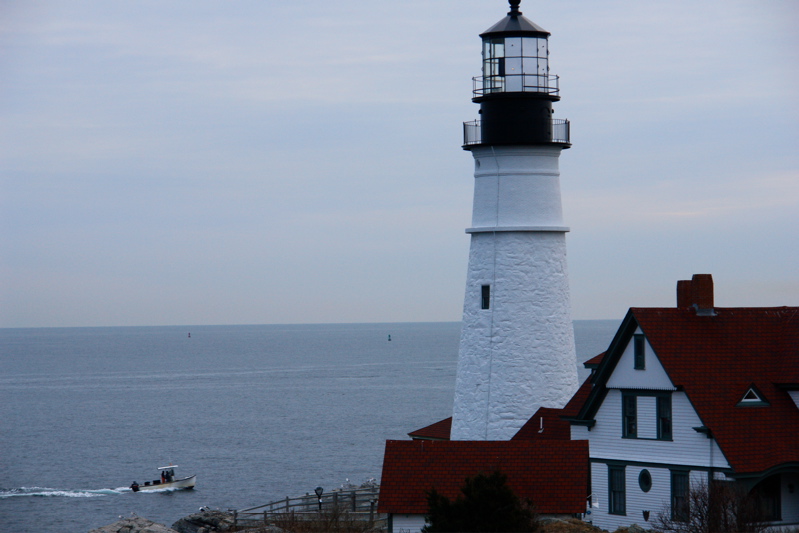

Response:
(634, 334), (646, 370)
(657, 395), (673, 440)
(622, 391), (673, 441)
(622, 394), (637, 438)
(671, 470), (690, 522)
(638, 469), (652, 492)
(609, 465), (626, 515)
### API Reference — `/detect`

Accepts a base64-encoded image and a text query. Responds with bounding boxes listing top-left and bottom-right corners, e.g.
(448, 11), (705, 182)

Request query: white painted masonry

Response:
(467, 146), (568, 231)
(451, 145), (578, 441)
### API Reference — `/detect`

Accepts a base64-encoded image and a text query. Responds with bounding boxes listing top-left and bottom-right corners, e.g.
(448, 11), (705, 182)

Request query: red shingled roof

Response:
(379, 439), (589, 515)
(512, 407), (571, 441)
(408, 417), (451, 440)
(572, 306), (799, 475)
(632, 306), (799, 474)
(561, 375), (593, 419)
(583, 352), (605, 369)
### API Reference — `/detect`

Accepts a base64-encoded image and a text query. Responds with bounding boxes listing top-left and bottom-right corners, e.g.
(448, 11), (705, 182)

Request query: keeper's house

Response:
(379, 275), (799, 532)
(569, 274), (799, 530)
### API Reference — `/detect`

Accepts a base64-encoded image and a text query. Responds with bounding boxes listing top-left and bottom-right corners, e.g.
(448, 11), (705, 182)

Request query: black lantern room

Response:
(463, 0), (570, 149)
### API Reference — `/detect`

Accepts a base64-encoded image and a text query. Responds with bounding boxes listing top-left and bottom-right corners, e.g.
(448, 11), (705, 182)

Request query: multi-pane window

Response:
(622, 394), (637, 438)
(623, 392), (672, 440)
(671, 471), (689, 522)
(657, 395), (673, 440)
(609, 466), (626, 515)
(634, 334), (646, 369)
(482, 36), (550, 93)
(483, 39), (505, 79)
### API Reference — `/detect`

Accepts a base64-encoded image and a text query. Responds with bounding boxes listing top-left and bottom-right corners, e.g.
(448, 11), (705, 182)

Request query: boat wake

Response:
(0, 487), (129, 499)
(0, 485), (187, 499)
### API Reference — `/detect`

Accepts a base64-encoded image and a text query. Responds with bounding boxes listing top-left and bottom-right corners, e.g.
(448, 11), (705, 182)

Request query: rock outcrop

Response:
(171, 509), (235, 533)
(89, 516), (178, 533)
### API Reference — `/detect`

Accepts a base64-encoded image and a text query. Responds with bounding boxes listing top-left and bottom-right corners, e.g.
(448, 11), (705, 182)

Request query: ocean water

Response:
(0, 320), (619, 532)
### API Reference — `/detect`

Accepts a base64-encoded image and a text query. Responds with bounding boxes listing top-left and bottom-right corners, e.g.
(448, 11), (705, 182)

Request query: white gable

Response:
(590, 389), (730, 467)
(607, 328), (675, 390)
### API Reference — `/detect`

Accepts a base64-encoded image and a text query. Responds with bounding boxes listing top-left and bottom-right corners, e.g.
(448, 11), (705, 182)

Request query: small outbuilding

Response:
(379, 439), (589, 533)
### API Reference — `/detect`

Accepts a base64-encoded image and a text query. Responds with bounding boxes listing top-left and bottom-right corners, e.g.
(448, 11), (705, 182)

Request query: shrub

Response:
(422, 470), (538, 532)
(653, 480), (769, 533)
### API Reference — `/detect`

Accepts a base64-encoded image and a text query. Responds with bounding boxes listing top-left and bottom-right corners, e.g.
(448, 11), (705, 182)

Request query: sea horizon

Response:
(1, 320), (621, 532)
(0, 318), (620, 331)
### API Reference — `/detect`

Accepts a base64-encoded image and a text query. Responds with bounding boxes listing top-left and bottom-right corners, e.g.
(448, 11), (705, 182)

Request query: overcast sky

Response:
(1, 0), (797, 328)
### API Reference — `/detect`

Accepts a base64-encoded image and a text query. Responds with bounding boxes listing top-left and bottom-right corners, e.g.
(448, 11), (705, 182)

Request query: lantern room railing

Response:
(463, 119), (570, 146)
(473, 74), (560, 97)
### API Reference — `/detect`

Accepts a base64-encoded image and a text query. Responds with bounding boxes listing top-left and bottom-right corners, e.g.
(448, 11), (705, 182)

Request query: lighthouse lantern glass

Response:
(482, 35), (549, 94)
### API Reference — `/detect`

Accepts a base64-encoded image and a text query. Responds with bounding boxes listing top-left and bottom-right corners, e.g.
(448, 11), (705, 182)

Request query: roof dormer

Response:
(736, 384), (769, 407)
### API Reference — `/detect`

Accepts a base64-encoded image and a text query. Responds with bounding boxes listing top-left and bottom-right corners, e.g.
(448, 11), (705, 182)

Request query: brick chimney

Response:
(676, 274), (715, 315)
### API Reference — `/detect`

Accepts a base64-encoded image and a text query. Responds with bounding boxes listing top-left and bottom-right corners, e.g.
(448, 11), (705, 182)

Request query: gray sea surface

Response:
(0, 320), (619, 532)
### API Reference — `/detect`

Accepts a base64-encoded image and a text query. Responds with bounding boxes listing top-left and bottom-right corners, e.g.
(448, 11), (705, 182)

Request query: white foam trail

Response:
(0, 487), (123, 498)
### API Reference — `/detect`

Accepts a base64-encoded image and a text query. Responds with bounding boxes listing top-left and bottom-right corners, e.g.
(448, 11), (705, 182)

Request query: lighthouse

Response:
(450, 0), (578, 441)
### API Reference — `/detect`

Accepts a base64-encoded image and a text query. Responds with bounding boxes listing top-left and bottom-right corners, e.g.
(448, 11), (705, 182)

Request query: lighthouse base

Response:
(450, 230), (578, 441)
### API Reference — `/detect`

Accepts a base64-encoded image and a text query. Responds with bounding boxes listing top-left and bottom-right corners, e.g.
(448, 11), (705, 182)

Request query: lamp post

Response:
(314, 486), (324, 511)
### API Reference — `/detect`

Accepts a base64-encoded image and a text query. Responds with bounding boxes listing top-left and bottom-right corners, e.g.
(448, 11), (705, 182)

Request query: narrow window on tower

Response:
(481, 285), (491, 310)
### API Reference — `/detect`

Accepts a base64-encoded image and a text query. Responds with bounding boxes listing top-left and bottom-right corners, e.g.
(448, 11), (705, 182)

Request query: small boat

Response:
(130, 465), (196, 492)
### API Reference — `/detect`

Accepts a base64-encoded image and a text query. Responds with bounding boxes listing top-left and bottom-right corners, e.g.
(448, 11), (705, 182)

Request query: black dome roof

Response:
(480, 0), (549, 38)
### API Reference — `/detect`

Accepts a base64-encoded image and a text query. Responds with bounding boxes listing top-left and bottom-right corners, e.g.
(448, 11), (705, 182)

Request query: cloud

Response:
(1, 0), (796, 326)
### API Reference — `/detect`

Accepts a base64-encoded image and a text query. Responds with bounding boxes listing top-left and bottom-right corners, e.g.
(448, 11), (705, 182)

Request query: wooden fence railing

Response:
(233, 485), (385, 530)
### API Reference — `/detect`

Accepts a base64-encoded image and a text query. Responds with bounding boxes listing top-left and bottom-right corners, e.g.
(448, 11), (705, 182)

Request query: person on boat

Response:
(161, 471), (166, 484)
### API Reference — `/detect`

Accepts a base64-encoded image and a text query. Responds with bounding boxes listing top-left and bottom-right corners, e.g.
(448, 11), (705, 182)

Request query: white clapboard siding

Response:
(390, 514), (425, 533)
(607, 330), (675, 390)
(590, 463), (671, 531)
(590, 390), (730, 469)
(572, 424), (589, 441)
(626, 466), (672, 524)
(589, 462), (700, 532)
(782, 473), (799, 524)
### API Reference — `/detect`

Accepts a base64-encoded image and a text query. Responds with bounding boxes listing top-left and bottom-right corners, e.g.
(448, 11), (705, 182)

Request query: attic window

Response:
(737, 386), (769, 407)
(633, 334), (646, 370)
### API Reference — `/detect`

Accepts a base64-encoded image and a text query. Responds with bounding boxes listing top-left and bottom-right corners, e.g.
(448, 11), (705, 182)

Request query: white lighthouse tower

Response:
(451, 0), (578, 441)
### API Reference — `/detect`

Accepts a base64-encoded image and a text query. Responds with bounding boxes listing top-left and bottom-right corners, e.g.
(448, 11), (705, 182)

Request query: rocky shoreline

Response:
(89, 509), (235, 533)
(88, 512), (653, 533)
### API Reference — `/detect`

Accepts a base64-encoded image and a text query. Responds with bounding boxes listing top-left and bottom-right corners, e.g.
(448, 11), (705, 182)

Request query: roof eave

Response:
(480, 14), (550, 38)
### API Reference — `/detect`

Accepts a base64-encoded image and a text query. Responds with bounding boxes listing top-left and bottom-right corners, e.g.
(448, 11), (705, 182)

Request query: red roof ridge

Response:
(379, 439), (589, 515)
(408, 417), (452, 440)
